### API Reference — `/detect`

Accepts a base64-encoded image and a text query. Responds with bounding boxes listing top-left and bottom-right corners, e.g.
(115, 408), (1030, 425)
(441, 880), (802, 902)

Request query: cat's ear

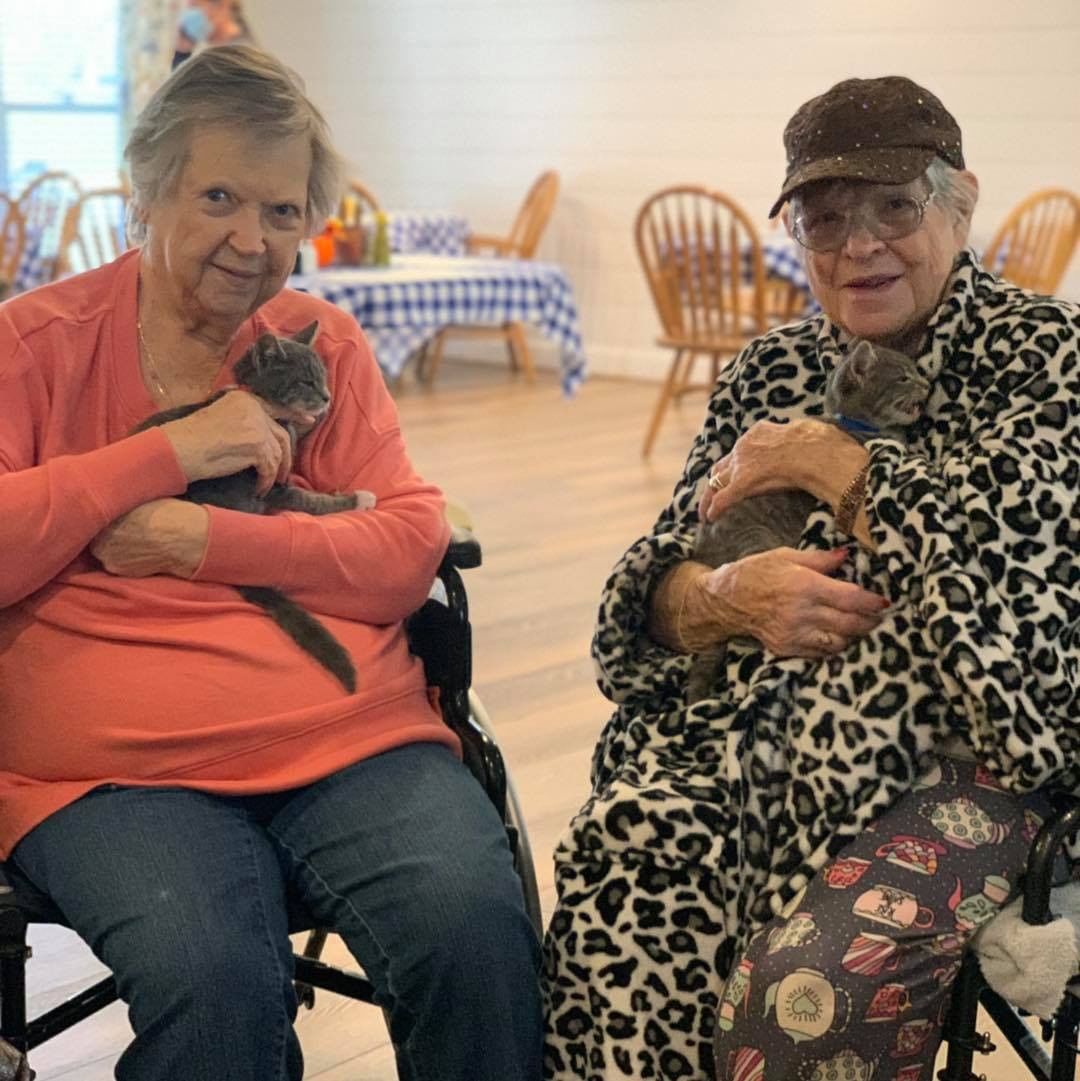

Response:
(292, 321), (319, 347)
(256, 331), (285, 358)
(255, 332), (287, 369)
(236, 334), (281, 382)
(849, 340), (876, 379)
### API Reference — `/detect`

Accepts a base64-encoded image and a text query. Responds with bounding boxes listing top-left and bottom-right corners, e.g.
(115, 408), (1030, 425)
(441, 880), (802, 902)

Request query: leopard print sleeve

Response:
(863, 300), (1080, 792)
(590, 338), (784, 707)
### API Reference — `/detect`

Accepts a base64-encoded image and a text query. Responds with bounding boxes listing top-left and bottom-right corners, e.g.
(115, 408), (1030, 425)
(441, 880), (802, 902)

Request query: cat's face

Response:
(825, 340), (930, 430)
(233, 321), (331, 421)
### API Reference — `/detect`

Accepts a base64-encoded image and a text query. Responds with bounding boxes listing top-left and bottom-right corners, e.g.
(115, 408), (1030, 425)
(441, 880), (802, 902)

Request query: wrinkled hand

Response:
(700, 419), (863, 522)
(704, 546), (889, 657)
(162, 390), (296, 496)
(91, 499), (209, 579)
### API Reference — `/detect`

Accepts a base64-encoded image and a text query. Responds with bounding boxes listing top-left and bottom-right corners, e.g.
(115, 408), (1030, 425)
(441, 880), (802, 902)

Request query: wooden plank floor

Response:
(22, 361), (1053, 1078)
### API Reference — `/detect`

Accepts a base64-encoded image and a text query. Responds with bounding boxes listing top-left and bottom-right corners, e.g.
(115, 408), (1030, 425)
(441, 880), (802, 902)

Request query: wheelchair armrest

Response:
(1022, 794), (1080, 926)
(407, 528), (481, 728)
(405, 529), (508, 817)
(442, 525), (481, 572)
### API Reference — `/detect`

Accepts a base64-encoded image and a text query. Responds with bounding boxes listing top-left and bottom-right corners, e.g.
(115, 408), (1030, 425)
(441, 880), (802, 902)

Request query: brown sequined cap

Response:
(769, 76), (965, 217)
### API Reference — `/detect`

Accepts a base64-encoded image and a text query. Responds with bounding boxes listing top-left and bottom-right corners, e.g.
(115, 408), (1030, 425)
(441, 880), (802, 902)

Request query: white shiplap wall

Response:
(246, 0), (1080, 380)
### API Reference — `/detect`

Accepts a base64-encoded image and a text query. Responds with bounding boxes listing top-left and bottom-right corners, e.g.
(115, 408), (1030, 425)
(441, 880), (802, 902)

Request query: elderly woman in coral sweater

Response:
(0, 46), (541, 1081)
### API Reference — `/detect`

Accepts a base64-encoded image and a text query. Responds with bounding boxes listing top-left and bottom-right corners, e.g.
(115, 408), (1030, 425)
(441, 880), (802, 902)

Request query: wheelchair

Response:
(0, 529), (542, 1078)
(937, 795), (1080, 1081)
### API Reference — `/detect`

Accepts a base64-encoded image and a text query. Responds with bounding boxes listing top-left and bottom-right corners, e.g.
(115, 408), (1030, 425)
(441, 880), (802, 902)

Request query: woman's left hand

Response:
(91, 499), (210, 579)
(700, 419), (865, 522)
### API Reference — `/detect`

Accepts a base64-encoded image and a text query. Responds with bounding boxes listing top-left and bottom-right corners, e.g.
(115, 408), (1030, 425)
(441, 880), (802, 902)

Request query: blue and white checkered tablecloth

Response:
(292, 254), (587, 394)
(658, 233), (813, 308)
(11, 226), (52, 294)
(761, 235), (809, 291)
(379, 211), (470, 257)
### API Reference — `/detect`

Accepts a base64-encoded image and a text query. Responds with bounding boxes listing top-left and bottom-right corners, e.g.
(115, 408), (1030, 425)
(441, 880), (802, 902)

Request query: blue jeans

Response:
(12, 743), (542, 1081)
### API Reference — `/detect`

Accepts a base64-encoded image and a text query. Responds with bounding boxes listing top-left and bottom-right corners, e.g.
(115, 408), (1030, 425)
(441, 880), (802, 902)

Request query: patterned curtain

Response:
(120, 0), (185, 136)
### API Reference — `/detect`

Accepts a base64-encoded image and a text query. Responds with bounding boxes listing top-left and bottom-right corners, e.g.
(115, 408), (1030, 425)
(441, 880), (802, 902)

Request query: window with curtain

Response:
(0, 0), (122, 195)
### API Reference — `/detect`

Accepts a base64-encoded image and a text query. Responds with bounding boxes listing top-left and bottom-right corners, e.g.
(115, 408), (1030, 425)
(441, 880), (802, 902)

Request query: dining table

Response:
(290, 253), (587, 394)
(376, 210), (470, 257)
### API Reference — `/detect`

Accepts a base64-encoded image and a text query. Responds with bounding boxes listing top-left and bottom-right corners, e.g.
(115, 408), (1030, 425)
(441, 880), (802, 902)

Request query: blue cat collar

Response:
(835, 414), (880, 436)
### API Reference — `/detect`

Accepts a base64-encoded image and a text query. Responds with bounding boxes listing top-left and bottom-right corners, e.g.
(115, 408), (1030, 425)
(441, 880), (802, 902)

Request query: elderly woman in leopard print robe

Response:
(543, 76), (1078, 1081)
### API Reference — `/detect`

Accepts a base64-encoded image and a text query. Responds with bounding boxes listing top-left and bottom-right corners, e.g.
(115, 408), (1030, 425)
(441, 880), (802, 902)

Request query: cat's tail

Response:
(237, 586), (357, 693)
(685, 646), (726, 705)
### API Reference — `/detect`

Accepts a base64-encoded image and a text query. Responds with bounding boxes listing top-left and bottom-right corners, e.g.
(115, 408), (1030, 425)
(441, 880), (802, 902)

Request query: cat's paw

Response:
(352, 490), (377, 511)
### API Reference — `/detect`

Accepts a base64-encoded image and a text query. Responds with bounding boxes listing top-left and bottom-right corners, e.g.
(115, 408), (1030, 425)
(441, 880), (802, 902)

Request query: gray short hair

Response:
(125, 45), (344, 243)
(925, 158), (978, 225)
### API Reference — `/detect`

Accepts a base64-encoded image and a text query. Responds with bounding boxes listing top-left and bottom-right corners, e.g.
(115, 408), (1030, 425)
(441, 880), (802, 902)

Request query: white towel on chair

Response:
(974, 881), (1080, 1019)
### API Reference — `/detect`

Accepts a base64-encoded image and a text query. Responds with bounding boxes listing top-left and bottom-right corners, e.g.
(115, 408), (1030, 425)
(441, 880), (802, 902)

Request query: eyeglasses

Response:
(790, 188), (935, 252)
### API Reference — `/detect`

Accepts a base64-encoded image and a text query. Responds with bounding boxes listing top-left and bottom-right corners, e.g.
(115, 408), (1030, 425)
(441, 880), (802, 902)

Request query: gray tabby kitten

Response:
(685, 340), (930, 703)
(134, 321), (361, 693)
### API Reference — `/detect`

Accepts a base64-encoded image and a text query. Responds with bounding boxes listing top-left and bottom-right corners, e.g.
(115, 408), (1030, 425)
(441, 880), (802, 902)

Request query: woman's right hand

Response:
(161, 391), (293, 495)
(692, 547), (890, 658)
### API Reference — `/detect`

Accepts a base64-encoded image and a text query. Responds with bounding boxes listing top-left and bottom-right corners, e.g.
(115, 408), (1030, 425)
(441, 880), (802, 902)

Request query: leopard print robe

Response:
(542, 251), (1080, 1081)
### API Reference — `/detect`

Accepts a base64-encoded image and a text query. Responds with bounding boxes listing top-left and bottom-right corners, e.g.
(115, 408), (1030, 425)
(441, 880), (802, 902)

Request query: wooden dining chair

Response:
(56, 187), (130, 276)
(15, 171), (83, 283)
(418, 170), (560, 385)
(466, 170), (560, 260)
(983, 188), (1080, 295)
(342, 178), (382, 217)
(635, 185), (773, 458)
(0, 195), (27, 300)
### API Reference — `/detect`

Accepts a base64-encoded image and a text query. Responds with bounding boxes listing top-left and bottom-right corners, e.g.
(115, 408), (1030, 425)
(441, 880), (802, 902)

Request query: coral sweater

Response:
(0, 250), (455, 859)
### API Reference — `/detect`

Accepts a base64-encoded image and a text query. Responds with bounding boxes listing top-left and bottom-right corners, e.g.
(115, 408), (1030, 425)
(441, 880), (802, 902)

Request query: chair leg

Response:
(1051, 988), (1080, 1081)
(938, 953), (996, 1081)
(502, 323), (519, 371)
(980, 984), (1054, 1080)
(507, 322), (535, 382)
(671, 352), (697, 402)
(0, 905), (30, 1055)
(294, 927), (330, 1010)
(642, 349), (689, 459)
(422, 329), (448, 385)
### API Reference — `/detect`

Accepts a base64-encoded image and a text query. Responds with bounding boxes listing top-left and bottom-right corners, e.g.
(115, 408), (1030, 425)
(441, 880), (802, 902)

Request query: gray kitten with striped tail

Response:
(685, 339), (929, 703)
(133, 321), (370, 693)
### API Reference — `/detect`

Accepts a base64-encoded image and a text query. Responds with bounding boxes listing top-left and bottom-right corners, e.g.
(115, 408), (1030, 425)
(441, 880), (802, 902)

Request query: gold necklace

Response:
(136, 318), (172, 406)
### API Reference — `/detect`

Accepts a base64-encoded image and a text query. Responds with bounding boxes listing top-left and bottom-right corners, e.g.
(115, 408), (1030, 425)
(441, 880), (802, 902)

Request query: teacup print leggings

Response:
(713, 756), (1053, 1081)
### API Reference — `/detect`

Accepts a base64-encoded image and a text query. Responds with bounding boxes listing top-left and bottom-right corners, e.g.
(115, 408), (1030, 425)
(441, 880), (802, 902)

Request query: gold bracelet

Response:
(836, 461), (871, 534)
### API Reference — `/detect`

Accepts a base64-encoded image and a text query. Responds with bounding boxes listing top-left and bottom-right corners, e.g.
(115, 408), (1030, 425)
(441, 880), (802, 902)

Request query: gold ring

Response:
(816, 630), (832, 650)
(708, 472), (727, 491)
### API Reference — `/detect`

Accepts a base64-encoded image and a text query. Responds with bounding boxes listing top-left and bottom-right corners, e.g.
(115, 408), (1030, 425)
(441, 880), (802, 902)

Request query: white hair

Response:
(924, 158), (978, 225)
(125, 45), (344, 243)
